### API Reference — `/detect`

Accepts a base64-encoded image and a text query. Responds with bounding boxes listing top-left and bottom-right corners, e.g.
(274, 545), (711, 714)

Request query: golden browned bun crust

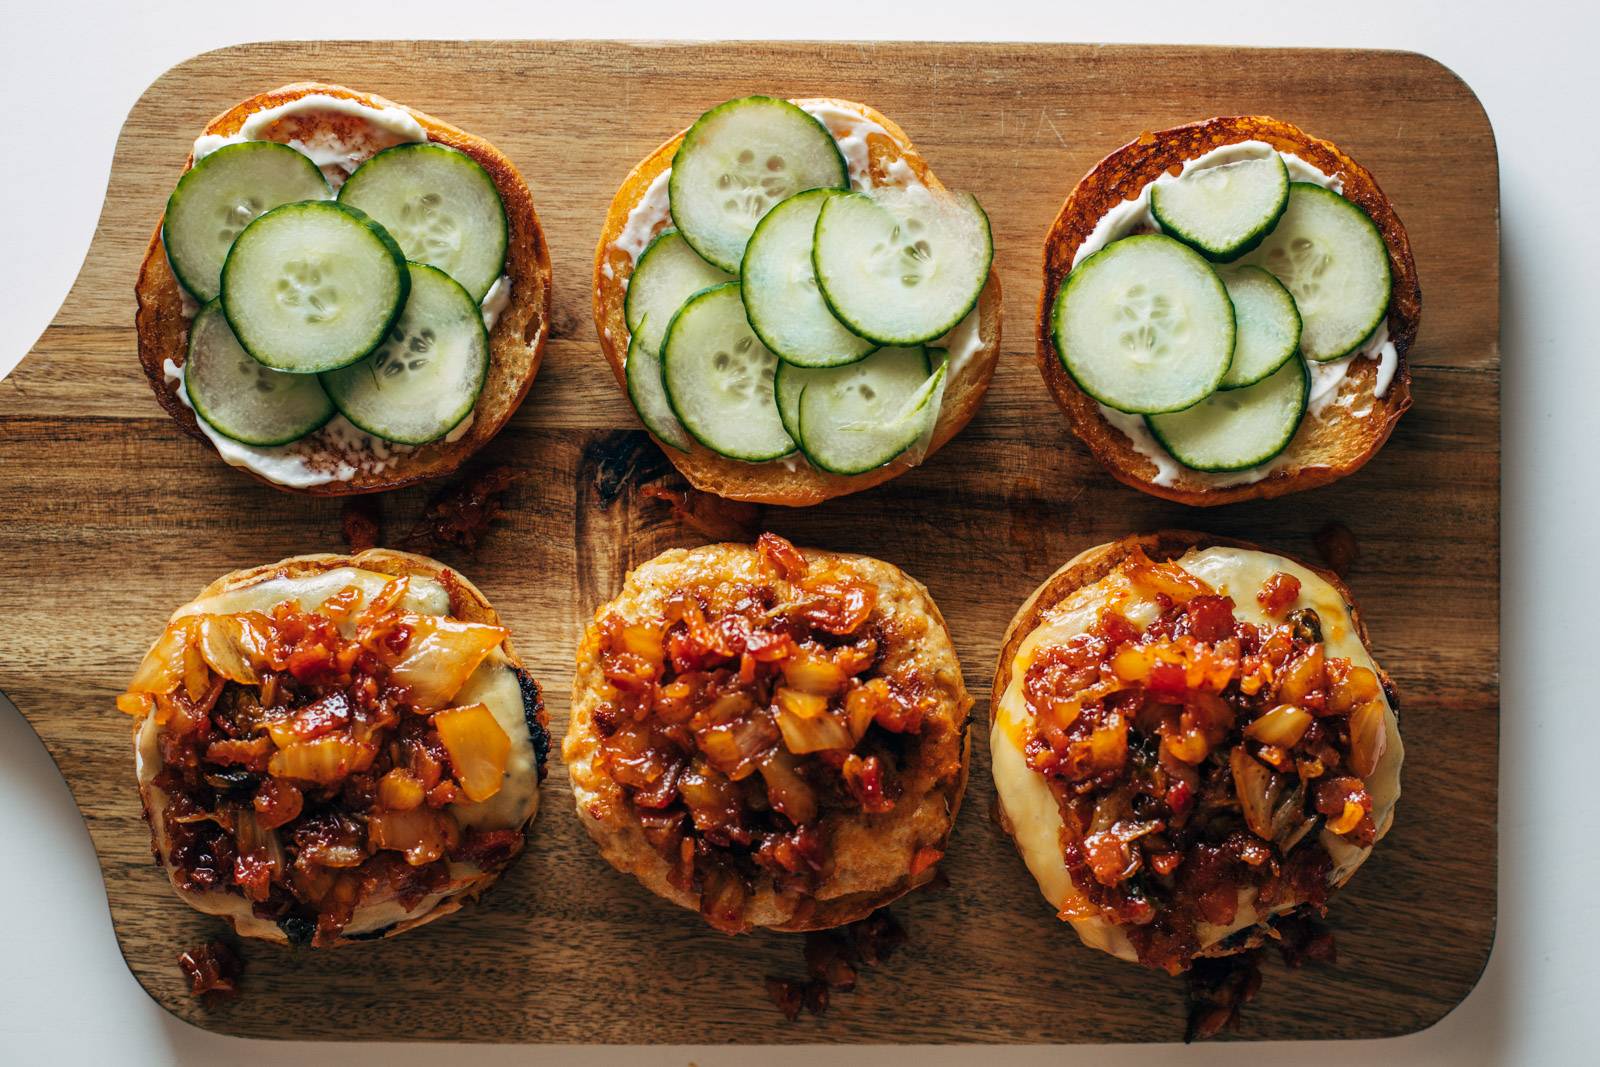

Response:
(136, 549), (543, 946)
(135, 83), (553, 496)
(592, 98), (1003, 507)
(1036, 116), (1421, 506)
(565, 541), (972, 932)
(989, 530), (1396, 963)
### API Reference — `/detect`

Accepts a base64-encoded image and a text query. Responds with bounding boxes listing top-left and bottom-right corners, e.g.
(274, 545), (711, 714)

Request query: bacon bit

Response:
(406, 465), (524, 556)
(1184, 950), (1262, 1041)
(757, 532), (810, 582)
(449, 827), (525, 871)
(1313, 521), (1360, 576)
(252, 778), (303, 830)
(640, 483), (763, 541)
(339, 496), (382, 553)
(767, 909), (908, 1022)
(1256, 572), (1302, 618)
(178, 941), (242, 1000)
(1275, 911), (1339, 968)
(909, 846), (944, 878)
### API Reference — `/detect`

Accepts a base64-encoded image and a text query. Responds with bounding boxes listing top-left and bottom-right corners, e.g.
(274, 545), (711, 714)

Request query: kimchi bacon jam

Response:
(993, 546), (1401, 975)
(118, 563), (547, 946)
(567, 534), (970, 932)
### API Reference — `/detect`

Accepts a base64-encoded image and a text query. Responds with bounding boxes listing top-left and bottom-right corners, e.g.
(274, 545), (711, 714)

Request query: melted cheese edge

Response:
(135, 566), (539, 938)
(990, 547), (1404, 962)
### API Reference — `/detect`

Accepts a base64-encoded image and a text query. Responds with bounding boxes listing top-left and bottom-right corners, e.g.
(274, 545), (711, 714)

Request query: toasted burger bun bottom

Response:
(135, 549), (543, 945)
(592, 98), (1003, 507)
(989, 531), (1402, 963)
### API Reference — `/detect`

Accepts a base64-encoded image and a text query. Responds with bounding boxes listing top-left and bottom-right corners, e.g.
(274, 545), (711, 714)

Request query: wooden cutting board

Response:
(0, 40), (1498, 1044)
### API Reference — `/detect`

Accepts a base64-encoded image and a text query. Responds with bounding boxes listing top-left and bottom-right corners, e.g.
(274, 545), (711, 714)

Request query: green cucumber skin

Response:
(624, 229), (732, 349)
(1149, 154), (1289, 263)
(1145, 355), (1310, 473)
(1217, 265), (1303, 390)
(624, 318), (692, 453)
(669, 96), (848, 273)
(220, 200), (410, 374)
(338, 143), (508, 304)
(660, 281), (796, 462)
(319, 262), (487, 446)
(1245, 182), (1392, 363)
(1052, 234), (1235, 415)
(812, 191), (994, 348)
(774, 346), (931, 445)
(797, 361), (945, 476)
(740, 188), (877, 368)
(163, 141), (331, 303)
(183, 299), (336, 447)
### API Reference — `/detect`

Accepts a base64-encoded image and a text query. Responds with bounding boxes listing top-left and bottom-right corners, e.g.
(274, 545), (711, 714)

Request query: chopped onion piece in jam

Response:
(433, 702), (511, 802)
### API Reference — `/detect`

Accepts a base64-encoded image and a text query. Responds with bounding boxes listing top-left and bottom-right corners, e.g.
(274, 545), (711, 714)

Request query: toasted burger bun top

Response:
(565, 537), (971, 932)
(989, 531), (1402, 967)
(1036, 116), (1421, 506)
(592, 98), (1003, 507)
(132, 549), (547, 945)
(136, 83), (553, 496)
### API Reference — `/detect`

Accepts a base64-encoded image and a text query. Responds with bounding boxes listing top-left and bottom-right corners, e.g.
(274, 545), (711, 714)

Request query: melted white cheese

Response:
(1070, 140), (1399, 488)
(136, 565), (540, 938)
(990, 546), (1403, 961)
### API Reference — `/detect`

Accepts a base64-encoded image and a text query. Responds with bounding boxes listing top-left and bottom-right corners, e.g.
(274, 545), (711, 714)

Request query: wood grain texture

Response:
(0, 40), (1498, 1044)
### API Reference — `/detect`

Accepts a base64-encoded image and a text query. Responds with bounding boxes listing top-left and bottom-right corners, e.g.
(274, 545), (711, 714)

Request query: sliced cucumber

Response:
(1146, 355), (1309, 472)
(221, 201), (408, 373)
(1150, 153), (1288, 261)
(163, 142), (331, 303)
(741, 189), (876, 367)
(797, 353), (947, 476)
(625, 315), (693, 452)
(1218, 266), (1302, 389)
(1239, 183), (1392, 362)
(183, 299), (335, 446)
(775, 346), (931, 443)
(813, 187), (992, 346)
(669, 96), (848, 273)
(624, 230), (731, 358)
(319, 262), (488, 445)
(338, 143), (508, 303)
(661, 282), (795, 462)
(1052, 234), (1235, 415)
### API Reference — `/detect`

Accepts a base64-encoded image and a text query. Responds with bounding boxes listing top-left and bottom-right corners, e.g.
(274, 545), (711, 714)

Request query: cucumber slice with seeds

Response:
(775, 346), (930, 443)
(338, 143), (508, 303)
(742, 189), (876, 367)
(184, 299), (334, 446)
(813, 187), (992, 346)
(222, 201), (408, 373)
(1146, 355), (1309, 471)
(163, 141), (330, 302)
(670, 96), (848, 273)
(797, 353), (947, 475)
(1053, 234), (1235, 414)
(313, 262), (483, 447)
(1218, 266), (1302, 389)
(1150, 153), (1288, 261)
(319, 262), (489, 445)
(661, 282), (795, 461)
(625, 315), (693, 452)
(1239, 182), (1392, 362)
(624, 230), (732, 358)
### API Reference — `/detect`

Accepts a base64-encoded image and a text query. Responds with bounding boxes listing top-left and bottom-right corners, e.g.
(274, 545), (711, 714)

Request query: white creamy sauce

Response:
(137, 567), (541, 939)
(1069, 140), (1397, 488)
(989, 547), (1403, 961)
(193, 93), (427, 188)
(609, 101), (959, 475)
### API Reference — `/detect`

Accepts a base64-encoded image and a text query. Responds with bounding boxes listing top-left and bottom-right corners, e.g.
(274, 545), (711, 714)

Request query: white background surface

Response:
(0, 1), (1591, 1063)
